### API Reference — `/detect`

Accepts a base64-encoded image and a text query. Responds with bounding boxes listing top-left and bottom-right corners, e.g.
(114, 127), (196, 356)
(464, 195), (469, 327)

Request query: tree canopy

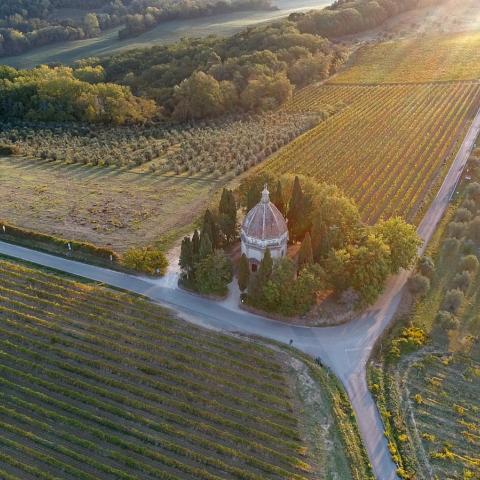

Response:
(0, 65), (156, 124)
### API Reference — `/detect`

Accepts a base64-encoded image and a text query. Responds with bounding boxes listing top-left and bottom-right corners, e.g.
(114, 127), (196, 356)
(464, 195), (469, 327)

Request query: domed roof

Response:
(242, 185), (288, 241)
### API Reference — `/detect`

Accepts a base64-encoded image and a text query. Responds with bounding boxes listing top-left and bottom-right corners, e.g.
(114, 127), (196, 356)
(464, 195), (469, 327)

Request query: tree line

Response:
(0, 0), (274, 57)
(0, 65), (156, 124)
(118, 0), (275, 39)
(101, 21), (348, 120)
(179, 188), (237, 296)
(290, 0), (445, 38)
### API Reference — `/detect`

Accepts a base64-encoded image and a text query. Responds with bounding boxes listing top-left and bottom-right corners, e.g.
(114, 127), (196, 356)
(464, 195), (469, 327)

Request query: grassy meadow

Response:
(0, 156), (217, 252)
(0, 257), (371, 480)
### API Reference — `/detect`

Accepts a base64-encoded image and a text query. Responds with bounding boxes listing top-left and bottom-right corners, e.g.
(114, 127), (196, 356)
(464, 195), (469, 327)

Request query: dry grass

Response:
(0, 156), (218, 252)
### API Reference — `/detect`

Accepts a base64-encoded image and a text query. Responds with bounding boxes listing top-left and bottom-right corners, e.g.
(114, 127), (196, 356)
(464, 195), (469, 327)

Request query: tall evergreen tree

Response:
(192, 229), (200, 259)
(219, 188), (237, 243)
(179, 236), (194, 279)
(298, 232), (313, 271)
(287, 176), (306, 242)
(246, 185), (261, 213)
(258, 248), (273, 280)
(238, 253), (250, 292)
(271, 180), (286, 216)
(199, 231), (213, 259)
(201, 209), (219, 248)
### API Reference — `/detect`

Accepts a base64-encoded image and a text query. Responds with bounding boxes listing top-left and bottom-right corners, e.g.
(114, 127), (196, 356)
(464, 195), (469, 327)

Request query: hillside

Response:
(249, 30), (480, 225)
(331, 31), (480, 84)
(0, 257), (372, 479)
(260, 81), (480, 223)
(368, 158), (480, 479)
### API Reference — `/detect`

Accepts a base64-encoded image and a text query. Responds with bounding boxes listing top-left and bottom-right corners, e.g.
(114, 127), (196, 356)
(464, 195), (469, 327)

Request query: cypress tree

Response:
(287, 176), (303, 239)
(238, 253), (250, 292)
(271, 180), (285, 216)
(192, 229), (200, 257)
(201, 209), (219, 248)
(298, 232), (314, 271)
(246, 185), (260, 212)
(258, 248), (273, 280)
(287, 176), (310, 242)
(199, 231), (213, 259)
(219, 189), (237, 243)
(179, 236), (194, 279)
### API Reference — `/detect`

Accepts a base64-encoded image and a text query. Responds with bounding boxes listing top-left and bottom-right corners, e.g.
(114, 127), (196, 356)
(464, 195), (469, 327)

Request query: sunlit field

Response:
(261, 82), (480, 223)
(331, 31), (480, 84)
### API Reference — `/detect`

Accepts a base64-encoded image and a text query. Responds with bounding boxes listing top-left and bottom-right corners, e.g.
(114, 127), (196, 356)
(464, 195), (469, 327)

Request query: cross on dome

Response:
(261, 184), (270, 204)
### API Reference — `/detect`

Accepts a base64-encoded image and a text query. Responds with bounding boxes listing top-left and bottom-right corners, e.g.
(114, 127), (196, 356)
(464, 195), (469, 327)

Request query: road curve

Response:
(0, 107), (479, 480)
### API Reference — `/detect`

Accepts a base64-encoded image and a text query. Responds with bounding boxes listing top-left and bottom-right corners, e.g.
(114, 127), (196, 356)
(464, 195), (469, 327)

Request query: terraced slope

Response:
(0, 258), (362, 480)
(262, 82), (480, 223)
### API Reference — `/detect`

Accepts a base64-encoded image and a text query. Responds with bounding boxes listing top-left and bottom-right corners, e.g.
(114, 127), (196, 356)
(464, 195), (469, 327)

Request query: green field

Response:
(369, 169), (480, 479)
(331, 31), (480, 84)
(0, 256), (374, 479)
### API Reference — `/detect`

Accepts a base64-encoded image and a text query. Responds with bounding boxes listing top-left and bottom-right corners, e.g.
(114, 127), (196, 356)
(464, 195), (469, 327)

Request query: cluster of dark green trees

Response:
(119, 0), (275, 39)
(291, 0), (444, 38)
(0, 0), (275, 57)
(239, 174), (421, 314)
(0, 65), (157, 124)
(179, 189), (237, 296)
(101, 21), (347, 120)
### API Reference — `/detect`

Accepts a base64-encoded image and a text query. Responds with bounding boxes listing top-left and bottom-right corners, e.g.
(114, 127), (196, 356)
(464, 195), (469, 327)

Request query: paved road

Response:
(1, 107), (479, 479)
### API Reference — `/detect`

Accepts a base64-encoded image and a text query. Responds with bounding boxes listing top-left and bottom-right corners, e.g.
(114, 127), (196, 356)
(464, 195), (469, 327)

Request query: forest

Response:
(100, 21), (347, 118)
(0, 65), (156, 124)
(0, 0), (274, 57)
(290, 0), (445, 38)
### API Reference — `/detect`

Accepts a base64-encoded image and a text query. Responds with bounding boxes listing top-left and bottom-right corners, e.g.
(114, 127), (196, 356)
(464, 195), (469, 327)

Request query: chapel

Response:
(240, 185), (288, 272)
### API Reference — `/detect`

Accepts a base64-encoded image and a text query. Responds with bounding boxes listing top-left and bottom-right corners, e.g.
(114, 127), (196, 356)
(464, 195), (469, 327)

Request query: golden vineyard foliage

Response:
(261, 82), (480, 223)
(330, 31), (480, 84)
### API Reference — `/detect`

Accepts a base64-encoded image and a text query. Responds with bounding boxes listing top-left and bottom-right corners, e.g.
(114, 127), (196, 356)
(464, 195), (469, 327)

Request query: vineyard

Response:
(0, 258), (367, 480)
(261, 82), (480, 223)
(330, 31), (480, 84)
(369, 181), (480, 479)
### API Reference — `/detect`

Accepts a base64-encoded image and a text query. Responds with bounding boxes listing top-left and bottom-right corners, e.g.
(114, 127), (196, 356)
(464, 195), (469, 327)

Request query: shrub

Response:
(418, 255), (435, 278)
(442, 237), (460, 254)
(0, 143), (20, 155)
(437, 310), (459, 330)
(122, 247), (168, 276)
(408, 274), (430, 297)
(451, 271), (473, 292)
(442, 288), (465, 314)
(455, 208), (473, 223)
(462, 199), (477, 215)
(460, 254), (479, 273)
(448, 221), (467, 239)
(466, 182), (480, 201)
(467, 216), (480, 244)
